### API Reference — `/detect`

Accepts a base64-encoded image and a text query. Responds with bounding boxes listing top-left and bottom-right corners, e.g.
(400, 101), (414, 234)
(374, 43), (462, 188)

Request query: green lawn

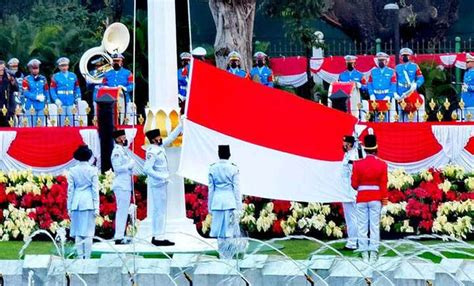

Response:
(1, 239), (473, 263)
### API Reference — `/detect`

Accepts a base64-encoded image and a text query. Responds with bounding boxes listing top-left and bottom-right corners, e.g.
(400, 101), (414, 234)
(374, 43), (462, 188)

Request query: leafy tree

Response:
(260, 0), (330, 100)
(209, 0), (257, 71)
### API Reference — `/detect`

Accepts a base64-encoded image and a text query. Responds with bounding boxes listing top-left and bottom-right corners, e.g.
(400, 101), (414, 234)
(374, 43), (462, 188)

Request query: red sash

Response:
(402, 90), (423, 113)
(368, 100), (389, 112)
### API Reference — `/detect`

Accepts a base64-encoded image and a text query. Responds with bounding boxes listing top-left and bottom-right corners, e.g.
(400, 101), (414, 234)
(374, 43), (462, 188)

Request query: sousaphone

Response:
(79, 22), (130, 84)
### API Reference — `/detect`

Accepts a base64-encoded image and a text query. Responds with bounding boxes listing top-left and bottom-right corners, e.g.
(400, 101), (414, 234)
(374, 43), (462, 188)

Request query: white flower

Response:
(332, 226), (343, 238)
(420, 170), (434, 182)
(438, 180), (452, 193)
(381, 215), (395, 232)
(308, 214), (326, 230)
(400, 220), (414, 233)
(201, 214), (212, 234)
(464, 177), (474, 192)
(297, 218), (307, 229)
(443, 164), (465, 179)
(256, 203), (277, 232)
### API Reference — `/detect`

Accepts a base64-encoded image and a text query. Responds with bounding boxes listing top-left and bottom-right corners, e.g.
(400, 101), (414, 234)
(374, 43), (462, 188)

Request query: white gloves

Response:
(369, 95), (376, 101)
(118, 85), (127, 92)
(127, 160), (135, 170)
(180, 114), (187, 121)
(462, 84), (468, 93)
(394, 93), (401, 100)
(55, 99), (62, 106)
(383, 96), (390, 101)
(410, 82), (417, 91)
(128, 203), (137, 216)
(36, 95), (45, 102)
(355, 82), (362, 89)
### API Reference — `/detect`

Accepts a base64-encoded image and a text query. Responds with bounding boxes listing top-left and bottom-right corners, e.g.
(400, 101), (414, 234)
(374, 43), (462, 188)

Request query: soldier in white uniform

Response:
(111, 129), (135, 244)
(208, 145), (242, 258)
(67, 145), (99, 259)
(143, 122), (183, 246)
(341, 135), (364, 250)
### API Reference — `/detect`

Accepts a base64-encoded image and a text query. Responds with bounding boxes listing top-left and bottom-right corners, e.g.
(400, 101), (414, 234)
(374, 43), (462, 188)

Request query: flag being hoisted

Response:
(178, 60), (358, 202)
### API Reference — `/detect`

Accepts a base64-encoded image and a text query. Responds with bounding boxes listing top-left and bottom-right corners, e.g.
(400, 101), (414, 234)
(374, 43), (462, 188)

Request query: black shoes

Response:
(151, 238), (175, 246)
(115, 238), (131, 245)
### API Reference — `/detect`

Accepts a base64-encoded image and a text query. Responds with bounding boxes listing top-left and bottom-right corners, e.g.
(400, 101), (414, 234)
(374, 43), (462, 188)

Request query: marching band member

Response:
(102, 53), (134, 124)
(367, 52), (397, 121)
(23, 59), (49, 127)
(226, 51), (249, 78)
(191, 47), (207, 61)
(144, 119), (183, 247)
(178, 52), (192, 114)
(250, 51), (274, 87)
(178, 52), (192, 98)
(111, 129), (135, 244)
(87, 57), (106, 115)
(67, 145), (99, 259)
(339, 55), (367, 92)
(208, 145), (242, 259)
(462, 53), (474, 116)
(351, 130), (388, 264)
(50, 57), (82, 126)
(395, 48), (424, 120)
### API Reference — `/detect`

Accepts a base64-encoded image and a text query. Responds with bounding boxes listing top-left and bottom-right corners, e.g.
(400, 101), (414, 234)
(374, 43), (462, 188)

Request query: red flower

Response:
(388, 190), (406, 203)
(445, 191), (458, 201)
(419, 220), (433, 232)
(185, 193), (198, 206)
(459, 192), (474, 200)
(272, 219), (284, 236)
(21, 193), (34, 208)
(186, 210), (193, 218)
(7, 192), (18, 206)
(273, 200), (291, 215)
(0, 184), (7, 204)
(56, 175), (67, 185)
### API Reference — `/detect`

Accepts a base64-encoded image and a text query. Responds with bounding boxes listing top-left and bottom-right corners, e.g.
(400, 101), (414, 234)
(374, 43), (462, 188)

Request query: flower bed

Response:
(0, 165), (473, 241)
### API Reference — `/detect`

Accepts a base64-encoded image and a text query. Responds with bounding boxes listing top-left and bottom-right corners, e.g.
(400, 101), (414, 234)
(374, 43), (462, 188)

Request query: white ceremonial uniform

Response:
(341, 147), (363, 249)
(208, 160), (241, 238)
(143, 124), (183, 239)
(111, 144), (134, 240)
(67, 161), (99, 259)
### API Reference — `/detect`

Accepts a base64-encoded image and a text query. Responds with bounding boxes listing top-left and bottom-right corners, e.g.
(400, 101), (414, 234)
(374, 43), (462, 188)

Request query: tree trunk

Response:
(209, 0), (256, 71)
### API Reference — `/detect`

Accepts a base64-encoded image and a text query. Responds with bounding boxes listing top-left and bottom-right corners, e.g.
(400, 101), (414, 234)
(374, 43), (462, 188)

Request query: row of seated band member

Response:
(328, 49), (474, 122)
(0, 54), (136, 127)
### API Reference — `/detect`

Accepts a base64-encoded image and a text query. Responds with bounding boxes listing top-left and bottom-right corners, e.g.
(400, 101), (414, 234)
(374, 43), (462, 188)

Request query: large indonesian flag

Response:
(178, 60), (358, 202)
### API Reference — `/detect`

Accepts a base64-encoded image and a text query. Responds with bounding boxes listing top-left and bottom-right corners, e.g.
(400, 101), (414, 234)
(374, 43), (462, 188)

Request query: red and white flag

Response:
(178, 60), (358, 202)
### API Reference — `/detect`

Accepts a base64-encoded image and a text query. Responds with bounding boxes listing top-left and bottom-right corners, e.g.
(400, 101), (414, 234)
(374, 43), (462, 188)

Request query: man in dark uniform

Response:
(0, 60), (18, 126)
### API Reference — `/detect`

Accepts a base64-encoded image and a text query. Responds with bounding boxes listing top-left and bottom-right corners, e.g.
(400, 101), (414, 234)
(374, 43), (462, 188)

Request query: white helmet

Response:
(191, 47), (207, 57)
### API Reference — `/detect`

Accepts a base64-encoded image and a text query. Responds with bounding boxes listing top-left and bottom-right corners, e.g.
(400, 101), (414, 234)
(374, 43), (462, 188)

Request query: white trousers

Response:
(113, 190), (131, 240)
(75, 236), (93, 259)
(151, 184), (168, 239)
(342, 202), (358, 249)
(356, 201), (382, 252)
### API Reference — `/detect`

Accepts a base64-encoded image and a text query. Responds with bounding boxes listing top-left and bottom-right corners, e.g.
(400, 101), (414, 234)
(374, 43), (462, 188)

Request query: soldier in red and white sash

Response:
(351, 130), (388, 263)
